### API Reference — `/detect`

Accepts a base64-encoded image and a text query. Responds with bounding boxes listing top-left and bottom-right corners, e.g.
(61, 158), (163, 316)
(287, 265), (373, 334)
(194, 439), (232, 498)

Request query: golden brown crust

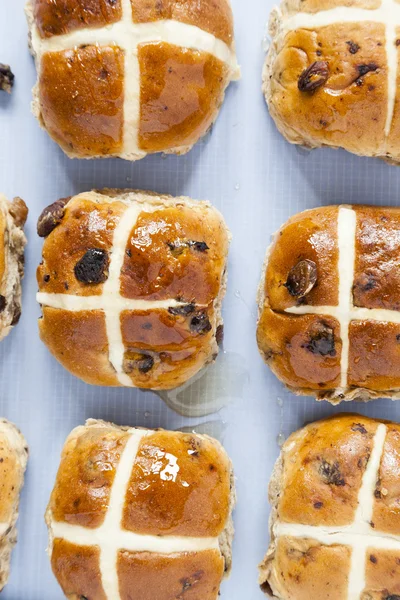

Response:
(354, 206), (400, 310)
(372, 424), (400, 534)
(33, 0), (122, 38)
(51, 540), (107, 600)
(264, 11), (392, 160)
(259, 414), (400, 599)
(117, 550), (225, 600)
(271, 536), (351, 599)
(0, 195), (28, 341)
(38, 46), (125, 157)
(256, 309), (342, 390)
(49, 425), (130, 527)
(120, 203), (228, 302)
(29, 0), (237, 160)
(265, 206), (339, 310)
(37, 190), (230, 390)
(122, 431), (231, 536)
(257, 204), (400, 402)
(131, 0), (234, 45)
(48, 421), (234, 600)
(278, 414), (377, 526)
(138, 43), (230, 153)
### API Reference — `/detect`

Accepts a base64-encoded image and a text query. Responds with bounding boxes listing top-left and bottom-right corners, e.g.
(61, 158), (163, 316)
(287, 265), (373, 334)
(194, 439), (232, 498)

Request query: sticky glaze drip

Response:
(48, 428), (220, 600)
(275, 425), (388, 600)
(280, 0), (400, 140)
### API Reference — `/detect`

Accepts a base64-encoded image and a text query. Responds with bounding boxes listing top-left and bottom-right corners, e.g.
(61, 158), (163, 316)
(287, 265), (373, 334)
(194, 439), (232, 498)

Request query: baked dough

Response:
(260, 414), (400, 599)
(0, 195), (28, 341)
(257, 204), (400, 403)
(36, 189), (230, 390)
(26, 0), (239, 160)
(0, 419), (28, 591)
(47, 419), (235, 600)
(263, 0), (400, 163)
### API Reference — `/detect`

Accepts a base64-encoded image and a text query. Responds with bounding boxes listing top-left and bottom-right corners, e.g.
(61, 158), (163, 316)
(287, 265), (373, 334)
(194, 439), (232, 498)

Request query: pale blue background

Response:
(1, 2), (400, 598)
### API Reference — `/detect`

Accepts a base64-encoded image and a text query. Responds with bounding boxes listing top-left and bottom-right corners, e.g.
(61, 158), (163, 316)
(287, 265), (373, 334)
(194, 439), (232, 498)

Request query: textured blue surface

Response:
(1, 2), (400, 598)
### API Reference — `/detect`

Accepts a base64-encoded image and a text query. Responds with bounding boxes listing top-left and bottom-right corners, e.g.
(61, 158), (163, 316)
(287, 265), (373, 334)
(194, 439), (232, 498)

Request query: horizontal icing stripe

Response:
(31, 20), (238, 72)
(37, 292), (205, 312)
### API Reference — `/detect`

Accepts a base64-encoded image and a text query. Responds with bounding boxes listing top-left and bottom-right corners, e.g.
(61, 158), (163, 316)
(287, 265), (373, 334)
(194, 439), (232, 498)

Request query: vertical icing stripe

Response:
(337, 206), (357, 390)
(99, 429), (148, 599)
(347, 424), (387, 600)
(102, 204), (143, 386)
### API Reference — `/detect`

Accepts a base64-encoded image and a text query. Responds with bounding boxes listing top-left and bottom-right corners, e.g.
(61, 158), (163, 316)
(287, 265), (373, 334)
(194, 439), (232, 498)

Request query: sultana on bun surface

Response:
(26, 0), (240, 160)
(263, 0), (400, 163)
(260, 413), (400, 599)
(0, 195), (28, 342)
(36, 189), (230, 390)
(46, 419), (235, 600)
(257, 204), (400, 403)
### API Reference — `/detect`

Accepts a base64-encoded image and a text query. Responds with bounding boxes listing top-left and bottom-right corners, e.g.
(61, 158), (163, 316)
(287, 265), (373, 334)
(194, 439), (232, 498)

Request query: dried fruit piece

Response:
(357, 63), (379, 77)
(167, 240), (209, 255)
(187, 240), (209, 252)
(298, 61), (329, 92)
(285, 259), (317, 298)
(190, 312), (212, 335)
(302, 321), (336, 357)
(0, 64), (14, 94)
(74, 249), (109, 284)
(168, 304), (195, 316)
(0, 296), (6, 313)
(346, 41), (360, 54)
(216, 324), (224, 346)
(319, 459), (345, 486)
(37, 197), (70, 237)
(9, 197), (28, 228)
(123, 353), (154, 374)
(351, 423), (367, 434)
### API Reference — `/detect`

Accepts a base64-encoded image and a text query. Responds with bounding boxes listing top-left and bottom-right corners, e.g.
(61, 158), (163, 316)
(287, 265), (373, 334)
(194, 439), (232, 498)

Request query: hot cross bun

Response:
(0, 419), (28, 591)
(47, 419), (235, 600)
(257, 204), (400, 403)
(263, 0), (400, 162)
(36, 189), (230, 390)
(26, 0), (239, 160)
(0, 194), (28, 341)
(260, 414), (400, 599)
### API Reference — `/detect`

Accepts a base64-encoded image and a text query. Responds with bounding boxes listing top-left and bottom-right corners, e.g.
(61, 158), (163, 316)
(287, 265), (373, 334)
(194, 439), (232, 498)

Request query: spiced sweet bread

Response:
(260, 414), (400, 599)
(0, 195), (28, 341)
(47, 419), (235, 600)
(26, 0), (239, 160)
(257, 204), (400, 403)
(263, 0), (400, 162)
(0, 419), (28, 591)
(37, 189), (230, 390)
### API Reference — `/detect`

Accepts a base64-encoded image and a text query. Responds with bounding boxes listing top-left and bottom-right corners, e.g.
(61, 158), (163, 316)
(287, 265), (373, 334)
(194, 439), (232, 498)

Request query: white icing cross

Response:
(49, 428), (220, 600)
(30, 0), (239, 159)
(280, 0), (400, 140)
(37, 198), (213, 386)
(274, 423), (393, 599)
(285, 205), (400, 394)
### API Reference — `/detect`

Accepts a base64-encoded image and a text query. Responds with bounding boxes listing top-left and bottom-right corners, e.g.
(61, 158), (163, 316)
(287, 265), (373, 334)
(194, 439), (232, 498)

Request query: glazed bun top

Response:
(257, 204), (400, 403)
(27, 0), (239, 160)
(37, 189), (230, 390)
(47, 420), (234, 600)
(264, 0), (400, 163)
(260, 414), (400, 599)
